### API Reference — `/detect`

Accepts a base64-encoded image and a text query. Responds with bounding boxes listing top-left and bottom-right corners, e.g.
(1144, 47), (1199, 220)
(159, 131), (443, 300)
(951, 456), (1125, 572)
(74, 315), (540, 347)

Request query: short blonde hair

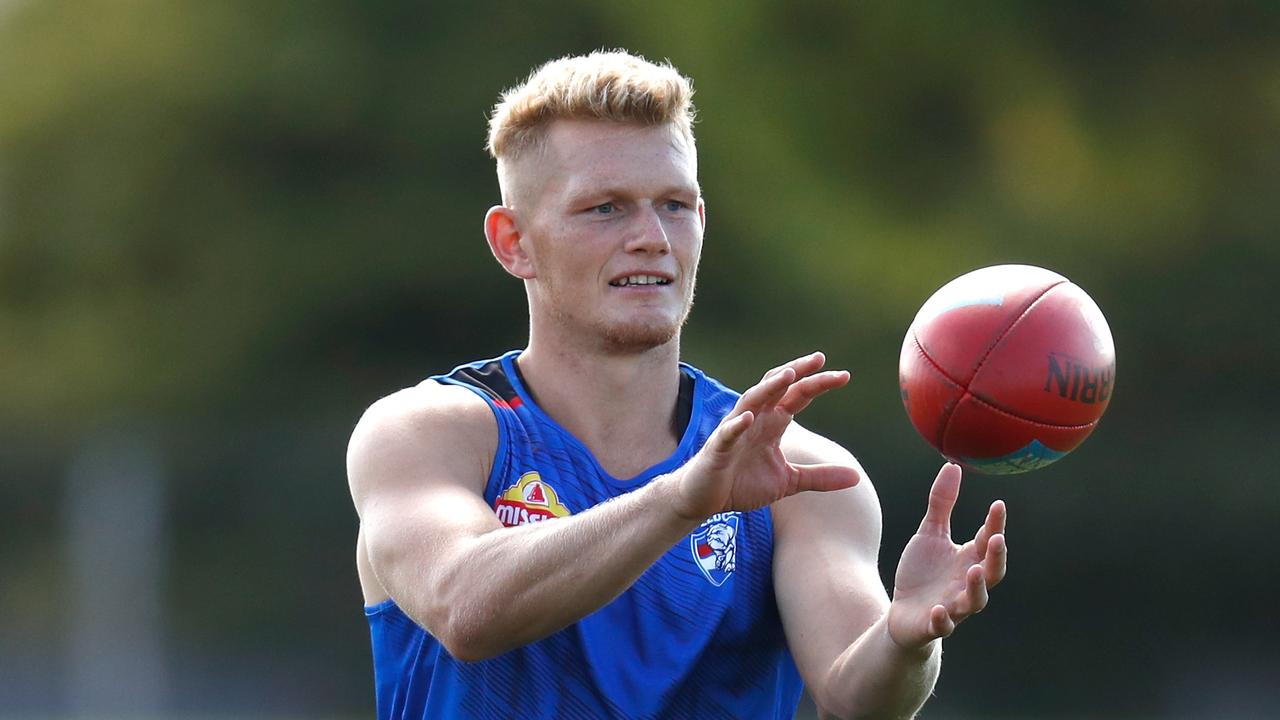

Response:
(486, 50), (696, 161)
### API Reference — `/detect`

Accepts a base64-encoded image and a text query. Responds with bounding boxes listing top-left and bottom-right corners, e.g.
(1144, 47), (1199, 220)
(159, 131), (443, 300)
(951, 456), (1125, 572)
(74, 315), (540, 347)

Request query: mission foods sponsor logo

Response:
(494, 472), (571, 527)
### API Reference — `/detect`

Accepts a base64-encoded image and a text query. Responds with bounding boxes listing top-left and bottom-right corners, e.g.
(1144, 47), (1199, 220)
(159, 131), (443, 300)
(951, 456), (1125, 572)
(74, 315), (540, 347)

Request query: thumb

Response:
(792, 463), (861, 494)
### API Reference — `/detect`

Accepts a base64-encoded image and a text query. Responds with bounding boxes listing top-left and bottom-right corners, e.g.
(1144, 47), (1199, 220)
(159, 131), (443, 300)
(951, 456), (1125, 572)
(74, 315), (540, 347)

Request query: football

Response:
(899, 264), (1115, 474)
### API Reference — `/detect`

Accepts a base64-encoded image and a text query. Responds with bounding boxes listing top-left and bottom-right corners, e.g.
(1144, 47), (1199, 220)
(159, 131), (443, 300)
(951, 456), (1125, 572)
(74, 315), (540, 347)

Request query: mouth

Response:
(608, 273), (673, 288)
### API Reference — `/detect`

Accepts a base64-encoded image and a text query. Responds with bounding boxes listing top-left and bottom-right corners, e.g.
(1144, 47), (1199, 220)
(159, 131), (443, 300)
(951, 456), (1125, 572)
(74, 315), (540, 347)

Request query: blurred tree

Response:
(1, 0), (1278, 715)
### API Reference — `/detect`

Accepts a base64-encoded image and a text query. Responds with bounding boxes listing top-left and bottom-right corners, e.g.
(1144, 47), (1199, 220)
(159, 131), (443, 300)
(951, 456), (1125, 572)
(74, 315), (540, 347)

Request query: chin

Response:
(600, 319), (682, 354)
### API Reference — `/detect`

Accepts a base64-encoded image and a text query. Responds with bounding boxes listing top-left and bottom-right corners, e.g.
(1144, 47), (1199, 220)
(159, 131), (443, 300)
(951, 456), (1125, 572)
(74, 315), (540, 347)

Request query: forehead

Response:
(541, 119), (699, 197)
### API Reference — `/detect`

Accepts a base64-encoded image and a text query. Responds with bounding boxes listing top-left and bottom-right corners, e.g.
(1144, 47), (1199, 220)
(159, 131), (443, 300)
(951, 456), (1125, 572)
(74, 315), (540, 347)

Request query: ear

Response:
(484, 205), (535, 279)
(697, 198), (707, 231)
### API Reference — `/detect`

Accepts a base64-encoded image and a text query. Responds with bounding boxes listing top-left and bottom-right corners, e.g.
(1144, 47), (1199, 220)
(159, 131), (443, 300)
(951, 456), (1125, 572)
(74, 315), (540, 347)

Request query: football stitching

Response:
(913, 283), (1097, 458)
(967, 279), (1069, 381)
(965, 280), (1103, 428)
(962, 390), (1099, 430)
(910, 334), (966, 446)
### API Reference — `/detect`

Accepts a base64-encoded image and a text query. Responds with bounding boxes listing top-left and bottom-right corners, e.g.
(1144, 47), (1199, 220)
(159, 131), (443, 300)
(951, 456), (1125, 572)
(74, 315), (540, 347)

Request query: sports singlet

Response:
(364, 350), (804, 719)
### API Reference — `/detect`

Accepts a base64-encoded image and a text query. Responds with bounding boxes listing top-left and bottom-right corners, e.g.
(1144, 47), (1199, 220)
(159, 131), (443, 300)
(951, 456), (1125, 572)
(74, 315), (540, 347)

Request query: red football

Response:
(899, 264), (1115, 474)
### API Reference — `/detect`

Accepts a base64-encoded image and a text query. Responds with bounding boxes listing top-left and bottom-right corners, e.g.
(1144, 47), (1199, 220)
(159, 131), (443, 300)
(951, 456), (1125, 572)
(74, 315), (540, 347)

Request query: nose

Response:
(623, 205), (671, 255)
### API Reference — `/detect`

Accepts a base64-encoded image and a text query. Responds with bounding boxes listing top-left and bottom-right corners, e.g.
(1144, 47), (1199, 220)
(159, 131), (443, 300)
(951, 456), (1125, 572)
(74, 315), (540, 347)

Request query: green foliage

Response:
(2, 1), (1279, 715)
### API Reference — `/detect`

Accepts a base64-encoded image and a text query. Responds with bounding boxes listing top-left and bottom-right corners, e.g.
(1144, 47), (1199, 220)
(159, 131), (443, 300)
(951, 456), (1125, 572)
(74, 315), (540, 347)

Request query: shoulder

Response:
(779, 421), (860, 467)
(353, 378), (496, 438)
(772, 422), (882, 560)
(350, 379), (498, 457)
(346, 380), (499, 510)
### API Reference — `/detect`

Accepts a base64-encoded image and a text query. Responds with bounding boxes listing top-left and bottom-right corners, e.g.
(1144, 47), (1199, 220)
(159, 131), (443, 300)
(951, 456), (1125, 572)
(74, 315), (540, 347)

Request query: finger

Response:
(928, 604), (955, 639)
(791, 462), (861, 493)
(711, 410), (755, 452)
(918, 463), (962, 537)
(764, 351), (826, 382)
(744, 368), (819, 446)
(974, 500), (1006, 557)
(755, 368), (795, 413)
(737, 367), (796, 416)
(964, 563), (989, 616)
(983, 533), (1007, 587)
(777, 370), (851, 415)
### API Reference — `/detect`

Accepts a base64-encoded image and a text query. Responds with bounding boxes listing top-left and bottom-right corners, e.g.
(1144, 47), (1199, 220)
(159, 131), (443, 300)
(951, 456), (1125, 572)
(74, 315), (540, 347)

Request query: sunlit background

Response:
(2, 2), (1278, 718)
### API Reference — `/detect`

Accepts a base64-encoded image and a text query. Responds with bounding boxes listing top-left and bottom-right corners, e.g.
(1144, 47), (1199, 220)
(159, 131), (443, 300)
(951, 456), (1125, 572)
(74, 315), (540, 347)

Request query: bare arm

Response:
(348, 353), (859, 661)
(348, 381), (701, 661)
(774, 432), (1008, 719)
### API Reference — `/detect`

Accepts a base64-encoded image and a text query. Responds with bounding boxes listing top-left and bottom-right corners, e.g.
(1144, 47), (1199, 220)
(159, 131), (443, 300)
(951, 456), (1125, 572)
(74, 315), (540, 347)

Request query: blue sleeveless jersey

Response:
(364, 350), (804, 719)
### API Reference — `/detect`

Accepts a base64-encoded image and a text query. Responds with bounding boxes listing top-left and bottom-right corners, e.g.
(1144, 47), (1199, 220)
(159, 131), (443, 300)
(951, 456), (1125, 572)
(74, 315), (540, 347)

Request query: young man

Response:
(347, 50), (1007, 719)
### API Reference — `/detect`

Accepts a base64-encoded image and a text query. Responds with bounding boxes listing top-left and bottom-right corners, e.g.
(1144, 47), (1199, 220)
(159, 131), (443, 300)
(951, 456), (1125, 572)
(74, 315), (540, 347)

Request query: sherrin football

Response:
(898, 264), (1116, 474)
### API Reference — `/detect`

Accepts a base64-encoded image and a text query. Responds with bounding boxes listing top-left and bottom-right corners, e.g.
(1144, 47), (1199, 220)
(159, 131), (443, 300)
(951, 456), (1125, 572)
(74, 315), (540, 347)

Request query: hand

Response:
(887, 463), (1007, 650)
(671, 352), (861, 519)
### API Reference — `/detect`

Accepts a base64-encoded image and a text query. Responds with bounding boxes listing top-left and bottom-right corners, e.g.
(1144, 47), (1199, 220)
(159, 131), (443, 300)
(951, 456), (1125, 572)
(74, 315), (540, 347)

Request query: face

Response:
(509, 119), (704, 354)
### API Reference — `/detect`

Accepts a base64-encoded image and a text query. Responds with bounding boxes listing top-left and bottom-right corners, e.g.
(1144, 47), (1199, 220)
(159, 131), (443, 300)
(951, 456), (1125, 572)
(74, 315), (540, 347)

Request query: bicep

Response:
(773, 426), (888, 690)
(361, 484), (502, 592)
(347, 384), (502, 615)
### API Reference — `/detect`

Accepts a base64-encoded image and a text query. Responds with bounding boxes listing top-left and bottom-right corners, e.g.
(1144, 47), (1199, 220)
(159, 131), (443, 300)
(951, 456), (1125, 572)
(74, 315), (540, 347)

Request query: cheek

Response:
(537, 234), (603, 290)
(683, 235), (703, 271)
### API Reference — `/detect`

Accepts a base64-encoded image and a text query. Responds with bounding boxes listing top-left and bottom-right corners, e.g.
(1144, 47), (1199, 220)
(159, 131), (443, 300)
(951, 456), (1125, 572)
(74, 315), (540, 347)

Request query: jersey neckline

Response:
(498, 349), (707, 487)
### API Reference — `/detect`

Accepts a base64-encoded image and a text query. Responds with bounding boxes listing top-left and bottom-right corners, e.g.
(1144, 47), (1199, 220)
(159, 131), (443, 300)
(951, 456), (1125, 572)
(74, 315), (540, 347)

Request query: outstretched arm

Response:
(349, 353), (858, 661)
(775, 457), (1007, 719)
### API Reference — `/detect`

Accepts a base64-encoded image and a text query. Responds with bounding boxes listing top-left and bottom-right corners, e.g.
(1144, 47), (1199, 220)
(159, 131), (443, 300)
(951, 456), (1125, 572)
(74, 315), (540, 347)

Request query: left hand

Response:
(671, 352), (859, 520)
(887, 463), (1007, 650)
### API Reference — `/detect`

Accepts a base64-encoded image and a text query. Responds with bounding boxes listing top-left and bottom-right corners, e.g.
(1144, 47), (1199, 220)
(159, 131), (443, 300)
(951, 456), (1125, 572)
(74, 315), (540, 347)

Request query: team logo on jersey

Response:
(494, 472), (572, 527)
(690, 512), (740, 586)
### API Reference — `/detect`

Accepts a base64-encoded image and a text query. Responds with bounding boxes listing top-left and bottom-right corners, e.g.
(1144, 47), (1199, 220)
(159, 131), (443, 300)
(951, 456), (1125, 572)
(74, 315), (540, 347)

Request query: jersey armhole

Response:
(431, 377), (511, 498)
(364, 598), (397, 616)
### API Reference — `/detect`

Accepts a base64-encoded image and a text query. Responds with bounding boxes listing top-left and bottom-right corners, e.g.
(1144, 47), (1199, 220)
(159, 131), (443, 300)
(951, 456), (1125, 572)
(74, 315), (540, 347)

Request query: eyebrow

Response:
(570, 183), (701, 202)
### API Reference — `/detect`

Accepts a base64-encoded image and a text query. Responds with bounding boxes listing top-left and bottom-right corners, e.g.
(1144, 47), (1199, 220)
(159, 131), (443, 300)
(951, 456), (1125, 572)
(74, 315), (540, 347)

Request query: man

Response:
(347, 50), (1007, 719)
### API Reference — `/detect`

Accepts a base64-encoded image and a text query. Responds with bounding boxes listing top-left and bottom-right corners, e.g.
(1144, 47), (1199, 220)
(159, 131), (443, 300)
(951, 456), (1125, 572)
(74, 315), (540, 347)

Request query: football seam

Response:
(912, 303), (1099, 444)
(909, 335), (967, 445)
(961, 390), (1099, 430)
(966, 279), (1069, 382)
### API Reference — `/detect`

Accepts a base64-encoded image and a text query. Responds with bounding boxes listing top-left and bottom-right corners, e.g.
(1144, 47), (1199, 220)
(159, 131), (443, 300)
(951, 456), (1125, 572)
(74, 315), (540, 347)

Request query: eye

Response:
(592, 202), (615, 215)
(664, 200), (688, 212)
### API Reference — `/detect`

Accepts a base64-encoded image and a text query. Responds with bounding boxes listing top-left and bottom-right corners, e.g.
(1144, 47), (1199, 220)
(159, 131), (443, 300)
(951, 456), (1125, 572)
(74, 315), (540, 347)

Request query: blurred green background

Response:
(2, 1), (1278, 718)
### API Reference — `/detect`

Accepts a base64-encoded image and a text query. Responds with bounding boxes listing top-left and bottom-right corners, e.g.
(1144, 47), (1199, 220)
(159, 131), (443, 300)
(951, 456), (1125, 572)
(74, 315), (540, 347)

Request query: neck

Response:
(517, 330), (684, 479)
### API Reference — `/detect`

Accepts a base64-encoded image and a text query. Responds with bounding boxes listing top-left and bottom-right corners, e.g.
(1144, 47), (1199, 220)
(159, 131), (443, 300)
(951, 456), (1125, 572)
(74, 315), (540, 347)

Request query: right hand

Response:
(887, 463), (1007, 650)
(670, 352), (862, 520)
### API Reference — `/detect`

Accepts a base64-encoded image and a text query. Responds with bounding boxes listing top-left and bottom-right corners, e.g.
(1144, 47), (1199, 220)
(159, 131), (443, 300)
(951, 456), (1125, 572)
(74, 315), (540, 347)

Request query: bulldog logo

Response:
(690, 513), (740, 587)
